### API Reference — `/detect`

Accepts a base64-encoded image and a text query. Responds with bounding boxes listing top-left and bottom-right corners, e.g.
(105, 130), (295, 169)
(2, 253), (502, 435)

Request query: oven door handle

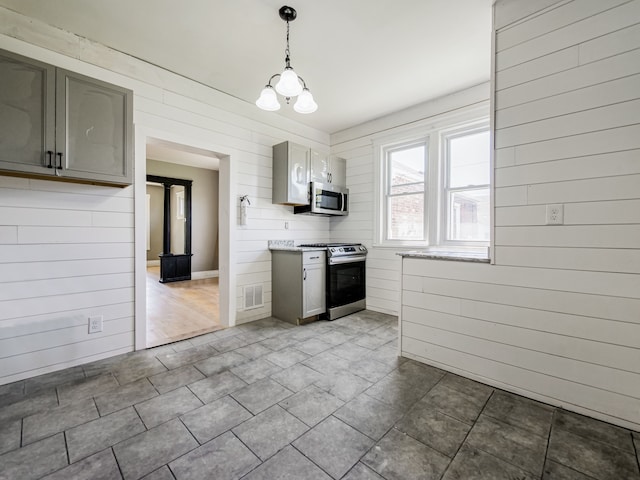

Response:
(328, 256), (366, 265)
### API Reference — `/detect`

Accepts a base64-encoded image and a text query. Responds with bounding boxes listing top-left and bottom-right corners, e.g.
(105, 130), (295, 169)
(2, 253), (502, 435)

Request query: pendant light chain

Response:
(255, 5), (318, 114)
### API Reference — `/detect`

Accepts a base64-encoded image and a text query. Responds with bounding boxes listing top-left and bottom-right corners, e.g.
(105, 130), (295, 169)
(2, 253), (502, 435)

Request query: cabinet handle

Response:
(46, 151), (53, 168)
(303, 268), (307, 280)
(328, 172), (332, 183)
(56, 152), (63, 170)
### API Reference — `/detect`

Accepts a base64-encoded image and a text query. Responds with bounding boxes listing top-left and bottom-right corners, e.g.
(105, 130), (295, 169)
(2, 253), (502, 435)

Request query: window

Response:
(376, 118), (490, 251)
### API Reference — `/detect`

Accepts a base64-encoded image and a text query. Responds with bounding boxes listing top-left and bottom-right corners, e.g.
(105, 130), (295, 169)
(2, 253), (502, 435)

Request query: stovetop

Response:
(298, 243), (367, 258)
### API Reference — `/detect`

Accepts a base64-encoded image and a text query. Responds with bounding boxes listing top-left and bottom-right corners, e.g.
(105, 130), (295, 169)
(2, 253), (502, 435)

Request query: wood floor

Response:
(146, 266), (221, 348)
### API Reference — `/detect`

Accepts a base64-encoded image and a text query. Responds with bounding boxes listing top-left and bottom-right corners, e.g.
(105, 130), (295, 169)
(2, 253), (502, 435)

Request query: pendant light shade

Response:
(293, 88), (317, 114)
(275, 67), (303, 97)
(257, 6), (317, 114)
(255, 85), (281, 111)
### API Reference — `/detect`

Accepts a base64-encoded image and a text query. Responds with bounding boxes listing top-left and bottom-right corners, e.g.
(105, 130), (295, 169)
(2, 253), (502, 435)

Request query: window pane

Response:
(390, 145), (425, 186)
(448, 189), (490, 241)
(388, 193), (424, 240)
(449, 130), (490, 188)
(390, 182), (424, 195)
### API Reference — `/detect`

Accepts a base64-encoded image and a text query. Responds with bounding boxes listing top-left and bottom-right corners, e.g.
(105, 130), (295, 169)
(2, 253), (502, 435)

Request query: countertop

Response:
(398, 250), (490, 263)
(268, 240), (327, 252)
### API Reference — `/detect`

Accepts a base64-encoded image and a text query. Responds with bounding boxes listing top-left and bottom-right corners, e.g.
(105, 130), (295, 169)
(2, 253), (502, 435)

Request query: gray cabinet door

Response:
(0, 50), (55, 174)
(56, 69), (133, 185)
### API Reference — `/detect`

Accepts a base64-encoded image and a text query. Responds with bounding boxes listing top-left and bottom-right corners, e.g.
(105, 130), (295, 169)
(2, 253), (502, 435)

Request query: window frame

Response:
(374, 115), (490, 252)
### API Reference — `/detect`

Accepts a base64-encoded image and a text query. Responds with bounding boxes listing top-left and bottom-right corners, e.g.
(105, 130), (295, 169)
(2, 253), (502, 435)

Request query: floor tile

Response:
(0, 433), (67, 480)
(395, 405), (471, 457)
(148, 365), (205, 394)
(41, 448), (121, 480)
(0, 418), (21, 455)
(270, 363), (326, 392)
(334, 393), (404, 440)
(181, 395), (252, 444)
(231, 378), (293, 414)
(437, 372), (492, 400)
(140, 466), (175, 480)
(0, 381), (24, 409)
(542, 460), (594, 479)
(230, 358), (282, 384)
(279, 385), (344, 427)
(169, 431), (260, 480)
(363, 376), (426, 410)
(346, 358), (395, 383)
(329, 342), (373, 362)
(113, 356), (168, 385)
(259, 334), (298, 351)
(94, 378), (158, 416)
(315, 371), (372, 402)
(294, 338), (333, 356)
(194, 351), (248, 376)
(419, 383), (486, 425)
(318, 330), (355, 346)
(155, 345), (218, 370)
(241, 445), (332, 480)
(135, 386), (202, 428)
(208, 334), (250, 353)
(342, 462), (385, 480)
(553, 408), (636, 453)
(66, 406), (145, 463)
(22, 398), (99, 445)
(113, 418), (198, 480)
(365, 343), (406, 368)
(234, 343), (273, 360)
(24, 367), (85, 395)
(57, 374), (119, 405)
(442, 444), (536, 480)
(303, 351), (351, 376)
(362, 428), (449, 480)
(293, 416), (374, 479)
(265, 347), (310, 368)
(547, 427), (640, 480)
(0, 389), (58, 424)
(187, 370), (247, 404)
(233, 405), (308, 460)
(466, 414), (548, 477)
(353, 333), (391, 350)
(483, 390), (554, 437)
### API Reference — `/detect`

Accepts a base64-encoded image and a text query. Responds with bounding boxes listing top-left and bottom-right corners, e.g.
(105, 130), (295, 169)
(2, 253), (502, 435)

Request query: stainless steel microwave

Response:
(294, 182), (349, 216)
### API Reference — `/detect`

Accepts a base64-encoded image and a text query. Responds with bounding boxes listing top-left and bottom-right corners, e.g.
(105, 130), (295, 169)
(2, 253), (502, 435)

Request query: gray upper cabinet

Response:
(0, 49), (133, 186)
(272, 141), (310, 205)
(310, 153), (346, 187)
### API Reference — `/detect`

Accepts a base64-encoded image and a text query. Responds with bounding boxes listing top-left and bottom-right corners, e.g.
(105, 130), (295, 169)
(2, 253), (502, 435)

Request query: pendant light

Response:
(256, 6), (317, 114)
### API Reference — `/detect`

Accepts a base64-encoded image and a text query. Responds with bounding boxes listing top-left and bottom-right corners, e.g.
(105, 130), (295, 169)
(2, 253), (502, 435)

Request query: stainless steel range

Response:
(297, 243), (367, 320)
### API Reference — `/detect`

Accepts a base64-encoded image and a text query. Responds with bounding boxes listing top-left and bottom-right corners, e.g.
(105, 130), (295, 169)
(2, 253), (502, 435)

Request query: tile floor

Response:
(1, 311), (639, 480)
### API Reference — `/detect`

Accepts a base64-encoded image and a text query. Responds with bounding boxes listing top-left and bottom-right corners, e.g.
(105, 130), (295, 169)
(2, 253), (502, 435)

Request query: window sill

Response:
(397, 250), (490, 263)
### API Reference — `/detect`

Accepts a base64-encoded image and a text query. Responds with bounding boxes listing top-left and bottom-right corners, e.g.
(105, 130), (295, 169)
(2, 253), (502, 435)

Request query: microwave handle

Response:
(341, 193), (345, 211)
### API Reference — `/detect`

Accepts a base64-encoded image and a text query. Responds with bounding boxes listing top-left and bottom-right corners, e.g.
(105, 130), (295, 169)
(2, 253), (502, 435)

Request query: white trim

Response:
(192, 270), (219, 280)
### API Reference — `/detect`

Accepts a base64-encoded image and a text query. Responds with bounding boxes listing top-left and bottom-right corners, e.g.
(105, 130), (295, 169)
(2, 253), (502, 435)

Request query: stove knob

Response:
(339, 248), (344, 252)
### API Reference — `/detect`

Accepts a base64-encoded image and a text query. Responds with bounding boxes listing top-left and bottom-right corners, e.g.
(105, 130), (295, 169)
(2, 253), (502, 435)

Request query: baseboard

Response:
(147, 260), (160, 267)
(192, 270), (219, 280)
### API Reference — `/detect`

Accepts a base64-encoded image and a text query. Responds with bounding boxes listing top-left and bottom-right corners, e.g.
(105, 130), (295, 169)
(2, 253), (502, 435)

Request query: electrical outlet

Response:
(546, 204), (564, 225)
(88, 315), (103, 334)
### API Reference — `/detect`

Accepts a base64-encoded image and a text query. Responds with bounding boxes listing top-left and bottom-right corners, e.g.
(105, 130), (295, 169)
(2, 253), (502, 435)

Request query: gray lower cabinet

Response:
(272, 250), (326, 324)
(0, 49), (133, 186)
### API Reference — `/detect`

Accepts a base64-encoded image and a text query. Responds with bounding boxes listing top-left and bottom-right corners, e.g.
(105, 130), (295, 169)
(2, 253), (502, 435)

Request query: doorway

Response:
(144, 138), (221, 348)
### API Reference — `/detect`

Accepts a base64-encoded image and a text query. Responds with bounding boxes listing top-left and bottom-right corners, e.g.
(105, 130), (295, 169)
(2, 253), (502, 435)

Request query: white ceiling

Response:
(0, 0), (493, 134)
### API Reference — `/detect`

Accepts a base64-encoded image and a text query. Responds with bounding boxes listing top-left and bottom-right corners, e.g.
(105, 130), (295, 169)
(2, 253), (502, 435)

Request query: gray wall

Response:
(146, 159), (219, 272)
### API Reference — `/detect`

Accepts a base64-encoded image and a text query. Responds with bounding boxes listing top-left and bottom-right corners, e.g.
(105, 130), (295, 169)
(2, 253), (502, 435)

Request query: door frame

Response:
(134, 125), (237, 349)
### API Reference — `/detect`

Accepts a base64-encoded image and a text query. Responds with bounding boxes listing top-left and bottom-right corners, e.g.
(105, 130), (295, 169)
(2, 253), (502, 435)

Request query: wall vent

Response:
(243, 284), (264, 310)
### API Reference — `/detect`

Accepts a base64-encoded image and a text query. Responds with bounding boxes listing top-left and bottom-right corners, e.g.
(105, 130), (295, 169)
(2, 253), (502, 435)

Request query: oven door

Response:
(327, 256), (366, 309)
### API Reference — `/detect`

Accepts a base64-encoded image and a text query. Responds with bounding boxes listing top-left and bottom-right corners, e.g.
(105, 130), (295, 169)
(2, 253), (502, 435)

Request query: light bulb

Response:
(255, 85), (281, 111)
(293, 88), (317, 114)
(275, 68), (303, 97)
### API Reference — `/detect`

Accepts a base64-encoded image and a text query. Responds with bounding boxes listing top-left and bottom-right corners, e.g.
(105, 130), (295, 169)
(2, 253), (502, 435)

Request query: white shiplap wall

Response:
(330, 84), (491, 315)
(0, 8), (330, 385)
(399, 0), (640, 430)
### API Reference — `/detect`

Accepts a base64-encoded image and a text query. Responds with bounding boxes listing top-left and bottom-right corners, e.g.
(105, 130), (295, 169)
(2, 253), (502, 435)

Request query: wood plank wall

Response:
(0, 8), (330, 385)
(400, 0), (640, 429)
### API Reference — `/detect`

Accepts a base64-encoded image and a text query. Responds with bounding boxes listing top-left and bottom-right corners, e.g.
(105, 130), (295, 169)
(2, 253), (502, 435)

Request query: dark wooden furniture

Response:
(147, 174), (193, 283)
